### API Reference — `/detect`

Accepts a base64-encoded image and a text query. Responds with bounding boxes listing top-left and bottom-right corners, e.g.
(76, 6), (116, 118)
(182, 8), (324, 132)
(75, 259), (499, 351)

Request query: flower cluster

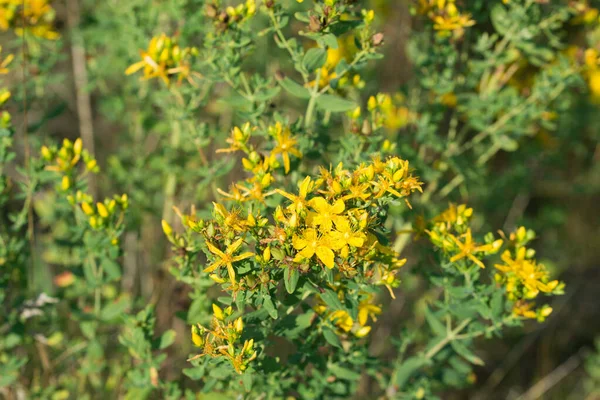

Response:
(571, 1), (600, 25)
(315, 290), (381, 338)
(349, 93), (415, 135)
(216, 121), (302, 203)
(0, 46), (13, 106)
(427, 204), (503, 269)
(308, 42), (364, 91)
(0, 0), (59, 40)
(80, 193), (129, 231)
(204, 0), (256, 32)
(125, 33), (200, 86)
(170, 156), (422, 301)
(583, 48), (600, 101)
(494, 227), (564, 321)
(417, 0), (475, 38)
(189, 304), (257, 374)
(41, 138), (99, 192)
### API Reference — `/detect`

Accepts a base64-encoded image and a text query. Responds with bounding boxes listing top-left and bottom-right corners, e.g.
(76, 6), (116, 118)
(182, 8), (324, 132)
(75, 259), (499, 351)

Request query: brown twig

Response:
(66, 0), (97, 197)
(516, 350), (584, 400)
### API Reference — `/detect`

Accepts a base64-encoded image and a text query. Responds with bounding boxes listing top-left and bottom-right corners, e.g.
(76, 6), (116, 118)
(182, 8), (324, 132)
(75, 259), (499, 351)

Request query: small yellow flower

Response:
(292, 228), (336, 269)
(329, 217), (366, 255)
(97, 202), (109, 218)
(81, 202), (94, 216)
(61, 175), (71, 191)
(270, 123), (302, 174)
(204, 238), (254, 283)
(307, 197), (345, 232)
(449, 229), (501, 269)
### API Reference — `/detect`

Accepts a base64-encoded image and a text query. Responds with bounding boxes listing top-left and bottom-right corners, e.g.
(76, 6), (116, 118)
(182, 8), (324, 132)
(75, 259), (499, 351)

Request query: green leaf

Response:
(321, 33), (338, 49)
(263, 294), (278, 319)
(284, 267), (299, 294)
(323, 328), (341, 348)
(302, 48), (327, 72)
(158, 329), (176, 350)
(100, 297), (130, 321)
(490, 4), (509, 36)
(394, 357), (427, 388)
(242, 369), (253, 391)
(491, 291), (504, 319)
(102, 258), (121, 281)
(451, 340), (485, 366)
(320, 288), (343, 311)
(316, 94), (357, 113)
(279, 78), (310, 99)
(327, 363), (361, 381)
(183, 365), (205, 380)
(294, 12), (310, 23)
(424, 306), (446, 336)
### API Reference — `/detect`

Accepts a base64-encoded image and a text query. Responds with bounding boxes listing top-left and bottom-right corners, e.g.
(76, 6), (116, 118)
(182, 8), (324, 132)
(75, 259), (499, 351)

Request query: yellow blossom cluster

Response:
(494, 227), (564, 321)
(79, 193), (129, 231)
(0, 46), (13, 106)
(571, 1), (600, 25)
(216, 121), (302, 203)
(315, 291), (381, 338)
(417, 0), (475, 38)
(0, 0), (59, 40)
(125, 33), (200, 86)
(427, 204), (503, 269)
(583, 48), (600, 101)
(275, 157), (422, 292)
(308, 42), (364, 91)
(166, 156), (421, 299)
(224, 0), (256, 23)
(351, 93), (415, 135)
(40, 139), (127, 243)
(189, 304), (257, 374)
(40, 138), (99, 192)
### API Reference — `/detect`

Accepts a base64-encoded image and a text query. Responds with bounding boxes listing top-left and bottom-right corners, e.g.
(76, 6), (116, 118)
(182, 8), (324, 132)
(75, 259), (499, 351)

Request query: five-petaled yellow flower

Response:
(204, 238), (254, 283)
(292, 228), (336, 269)
(449, 228), (502, 269)
(276, 176), (315, 214)
(330, 217), (366, 257)
(270, 123), (302, 174)
(308, 197), (345, 232)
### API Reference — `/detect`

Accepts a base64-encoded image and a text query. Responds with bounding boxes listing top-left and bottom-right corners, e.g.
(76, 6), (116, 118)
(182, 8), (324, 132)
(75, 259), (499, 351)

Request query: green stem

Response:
(269, 12), (309, 83)
(304, 69), (321, 129)
(91, 256), (102, 315)
(162, 111), (182, 224)
(423, 318), (472, 360)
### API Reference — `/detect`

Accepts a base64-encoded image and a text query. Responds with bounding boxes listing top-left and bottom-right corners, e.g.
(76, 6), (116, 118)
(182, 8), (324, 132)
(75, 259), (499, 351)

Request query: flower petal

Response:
(316, 246), (335, 269)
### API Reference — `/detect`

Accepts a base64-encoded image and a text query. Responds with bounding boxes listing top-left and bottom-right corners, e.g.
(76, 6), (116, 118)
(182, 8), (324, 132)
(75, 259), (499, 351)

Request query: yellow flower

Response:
(276, 175), (315, 214)
(307, 197), (345, 232)
(330, 217), (366, 255)
(270, 123), (302, 173)
(449, 229), (502, 269)
(0, 47), (13, 75)
(495, 247), (559, 297)
(357, 299), (381, 327)
(125, 33), (198, 86)
(204, 238), (254, 283)
(216, 123), (253, 154)
(329, 310), (353, 332)
(434, 203), (473, 229)
(292, 228), (336, 269)
(213, 202), (247, 232)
